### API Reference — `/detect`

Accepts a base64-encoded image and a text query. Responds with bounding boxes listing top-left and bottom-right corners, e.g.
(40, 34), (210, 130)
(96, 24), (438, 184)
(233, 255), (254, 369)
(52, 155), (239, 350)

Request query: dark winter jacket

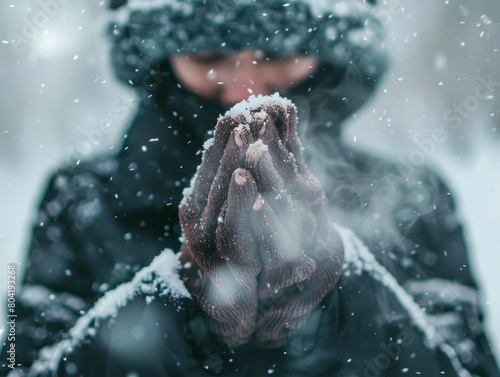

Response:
(1, 57), (499, 377)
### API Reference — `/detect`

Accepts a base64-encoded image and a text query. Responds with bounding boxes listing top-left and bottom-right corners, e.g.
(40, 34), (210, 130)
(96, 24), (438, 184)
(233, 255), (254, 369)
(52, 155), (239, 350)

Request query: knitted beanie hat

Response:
(106, 0), (386, 89)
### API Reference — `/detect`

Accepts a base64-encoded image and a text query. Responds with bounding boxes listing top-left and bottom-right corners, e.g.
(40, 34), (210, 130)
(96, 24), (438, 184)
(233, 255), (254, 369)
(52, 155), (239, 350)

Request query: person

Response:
(1, 0), (499, 376)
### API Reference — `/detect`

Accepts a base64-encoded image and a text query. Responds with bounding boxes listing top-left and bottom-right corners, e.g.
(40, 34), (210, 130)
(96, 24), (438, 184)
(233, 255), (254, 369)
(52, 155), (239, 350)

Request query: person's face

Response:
(170, 49), (318, 106)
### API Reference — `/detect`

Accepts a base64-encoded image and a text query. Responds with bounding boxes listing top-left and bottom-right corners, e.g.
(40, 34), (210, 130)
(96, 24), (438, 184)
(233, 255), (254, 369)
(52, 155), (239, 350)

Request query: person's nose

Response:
(220, 51), (271, 105)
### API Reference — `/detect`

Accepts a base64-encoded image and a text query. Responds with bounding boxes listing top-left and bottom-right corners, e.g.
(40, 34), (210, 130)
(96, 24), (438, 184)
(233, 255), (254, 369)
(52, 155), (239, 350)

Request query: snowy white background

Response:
(0, 0), (499, 363)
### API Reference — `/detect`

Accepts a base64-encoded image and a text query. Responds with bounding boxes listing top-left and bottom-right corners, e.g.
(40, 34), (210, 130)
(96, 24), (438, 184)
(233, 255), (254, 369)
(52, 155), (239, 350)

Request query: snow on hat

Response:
(106, 0), (386, 88)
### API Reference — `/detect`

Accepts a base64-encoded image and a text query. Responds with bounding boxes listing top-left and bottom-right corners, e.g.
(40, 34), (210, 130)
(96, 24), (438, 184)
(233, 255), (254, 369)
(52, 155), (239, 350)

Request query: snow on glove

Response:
(179, 95), (344, 349)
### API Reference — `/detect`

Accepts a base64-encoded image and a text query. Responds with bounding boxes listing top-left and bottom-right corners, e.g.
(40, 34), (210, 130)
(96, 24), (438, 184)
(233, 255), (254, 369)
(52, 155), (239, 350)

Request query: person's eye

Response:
(256, 51), (292, 62)
(190, 53), (228, 64)
(263, 52), (283, 61)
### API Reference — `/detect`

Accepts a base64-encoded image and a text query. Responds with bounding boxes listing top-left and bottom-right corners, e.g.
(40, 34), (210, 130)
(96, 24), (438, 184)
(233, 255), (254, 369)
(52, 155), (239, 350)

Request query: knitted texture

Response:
(179, 94), (344, 348)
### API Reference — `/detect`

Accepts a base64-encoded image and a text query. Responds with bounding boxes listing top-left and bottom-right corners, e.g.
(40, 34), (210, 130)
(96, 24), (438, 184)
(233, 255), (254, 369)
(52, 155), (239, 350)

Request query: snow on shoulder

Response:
(29, 249), (191, 375)
(335, 224), (474, 377)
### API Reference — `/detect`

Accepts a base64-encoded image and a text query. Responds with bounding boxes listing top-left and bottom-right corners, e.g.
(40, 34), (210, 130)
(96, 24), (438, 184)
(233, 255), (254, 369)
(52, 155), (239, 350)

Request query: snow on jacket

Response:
(17, 147), (500, 377)
(1, 70), (499, 375)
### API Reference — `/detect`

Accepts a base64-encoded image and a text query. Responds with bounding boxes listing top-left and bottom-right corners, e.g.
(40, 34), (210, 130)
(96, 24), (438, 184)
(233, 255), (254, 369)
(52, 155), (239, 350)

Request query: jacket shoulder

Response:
(32, 156), (119, 226)
(28, 250), (200, 376)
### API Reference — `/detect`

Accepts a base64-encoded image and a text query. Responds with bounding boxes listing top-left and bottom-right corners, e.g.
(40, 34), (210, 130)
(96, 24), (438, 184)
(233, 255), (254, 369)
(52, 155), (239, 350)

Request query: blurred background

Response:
(0, 0), (499, 362)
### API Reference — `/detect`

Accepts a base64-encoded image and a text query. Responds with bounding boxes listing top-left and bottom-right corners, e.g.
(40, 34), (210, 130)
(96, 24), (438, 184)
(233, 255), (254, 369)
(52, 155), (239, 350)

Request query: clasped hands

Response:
(180, 97), (344, 348)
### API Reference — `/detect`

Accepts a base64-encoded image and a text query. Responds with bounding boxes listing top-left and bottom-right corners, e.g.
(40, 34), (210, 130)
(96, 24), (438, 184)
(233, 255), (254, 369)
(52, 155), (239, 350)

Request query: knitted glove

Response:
(179, 96), (344, 348)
